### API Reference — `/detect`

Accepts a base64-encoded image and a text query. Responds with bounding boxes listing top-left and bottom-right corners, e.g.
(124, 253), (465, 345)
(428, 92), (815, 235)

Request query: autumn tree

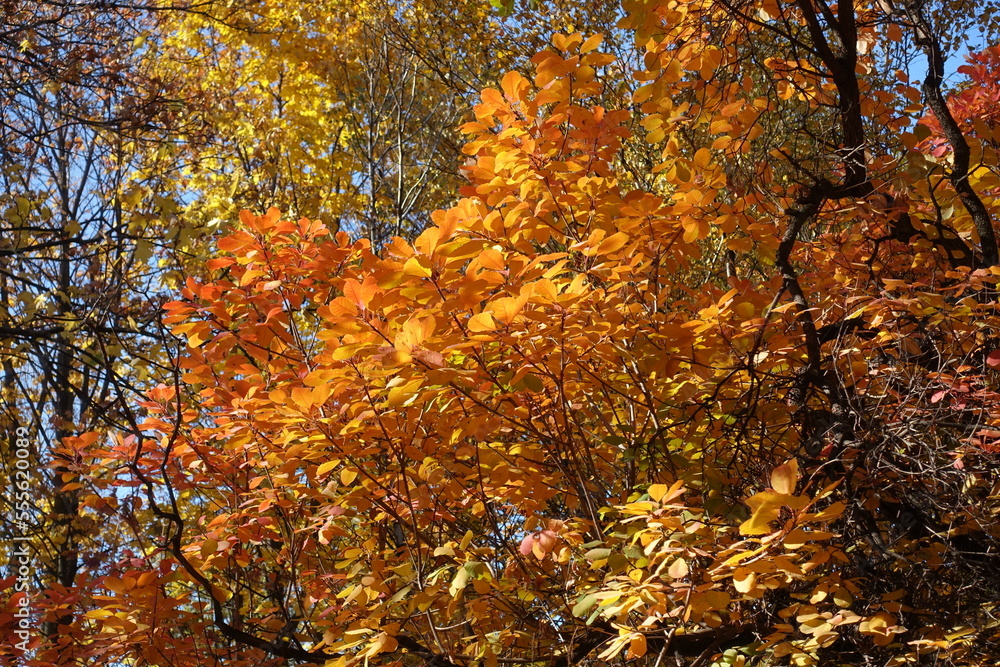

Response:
(1, 2), (628, 663)
(9, 0), (1000, 666)
(0, 0), (171, 647)
(0, 1), (268, 661)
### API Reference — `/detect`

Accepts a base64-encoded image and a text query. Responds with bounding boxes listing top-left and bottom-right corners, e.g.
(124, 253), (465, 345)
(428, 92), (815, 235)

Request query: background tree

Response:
(145, 0), (625, 249)
(0, 1), (259, 662)
(0, 0), (174, 652)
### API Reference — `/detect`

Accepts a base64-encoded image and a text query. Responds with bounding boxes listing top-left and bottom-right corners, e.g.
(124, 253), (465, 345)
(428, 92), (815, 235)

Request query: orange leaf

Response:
(627, 633), (647, 659)
(489, 296), (524, 325)
(580, 34), (604, 54)
(468, 312), (497, 332)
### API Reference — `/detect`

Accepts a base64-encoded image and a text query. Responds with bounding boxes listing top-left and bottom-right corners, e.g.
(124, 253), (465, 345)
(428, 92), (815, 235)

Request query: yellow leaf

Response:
(647, 483), (668, 502)
(449, 566), (470, 597)
(859, 612), (902, 646)
(740, 491), (787, 535)
(532, 278), (559, 303)
(468, 312), (497, 332)
(833, 587), (853, 608)
(733, 568), (757, 594)
(460, 530), (474, 550)
(386, 379), (423, 407)
(403, 256), (432, 278)
(739, 513), (774, 536)
(805, 501), (846, 522)
(240, 269), (264, 287)
(770, 460), (798, 494)
(785, 528), (833, 548)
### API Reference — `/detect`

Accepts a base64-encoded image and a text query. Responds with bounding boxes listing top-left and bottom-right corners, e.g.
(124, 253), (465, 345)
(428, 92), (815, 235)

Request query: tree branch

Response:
(902, 0), (999, 266)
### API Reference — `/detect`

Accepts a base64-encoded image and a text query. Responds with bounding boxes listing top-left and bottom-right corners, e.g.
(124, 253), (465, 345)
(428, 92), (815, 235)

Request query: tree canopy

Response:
(4, 0), (1000, 666)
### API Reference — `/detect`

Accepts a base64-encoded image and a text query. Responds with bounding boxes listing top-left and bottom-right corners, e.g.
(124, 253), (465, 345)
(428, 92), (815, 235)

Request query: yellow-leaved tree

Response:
(140, 0), (625, 253)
